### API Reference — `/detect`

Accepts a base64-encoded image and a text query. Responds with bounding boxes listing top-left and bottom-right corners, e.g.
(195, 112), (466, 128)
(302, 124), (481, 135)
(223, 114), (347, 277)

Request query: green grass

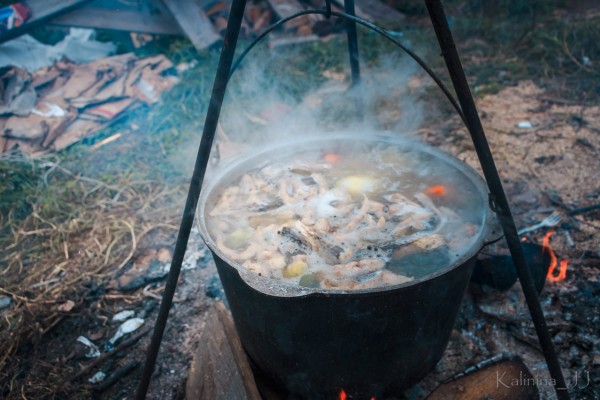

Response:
(445, 1), (600, 98)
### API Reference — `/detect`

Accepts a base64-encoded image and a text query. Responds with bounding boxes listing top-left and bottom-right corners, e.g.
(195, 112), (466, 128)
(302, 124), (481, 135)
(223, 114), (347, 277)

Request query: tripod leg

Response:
(423, 1), (569, 399)
(344, 0), (361, 87)
(134, 0), (248, 398)
(344, 0), (363, 118)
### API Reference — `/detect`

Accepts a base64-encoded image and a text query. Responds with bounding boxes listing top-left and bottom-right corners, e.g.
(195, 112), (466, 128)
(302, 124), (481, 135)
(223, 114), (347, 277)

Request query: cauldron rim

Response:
(197, 132), (500, 297)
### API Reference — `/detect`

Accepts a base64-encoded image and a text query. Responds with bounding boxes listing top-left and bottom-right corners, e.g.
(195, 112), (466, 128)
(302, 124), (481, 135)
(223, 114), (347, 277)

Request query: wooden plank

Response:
(265, 0), (320, 29)
(215, 302), (262, 400)
(50, 8), (182, 35)
(0, 0), (94, 44)
(186, 302), (262, 400)
(161, 0), (221, 50)
(353, 0), (406, 24)
(427, 357), (539, 400)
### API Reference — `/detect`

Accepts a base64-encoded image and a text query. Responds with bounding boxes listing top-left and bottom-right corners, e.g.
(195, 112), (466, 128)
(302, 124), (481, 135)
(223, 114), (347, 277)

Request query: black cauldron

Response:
(198, 134), (501, 399)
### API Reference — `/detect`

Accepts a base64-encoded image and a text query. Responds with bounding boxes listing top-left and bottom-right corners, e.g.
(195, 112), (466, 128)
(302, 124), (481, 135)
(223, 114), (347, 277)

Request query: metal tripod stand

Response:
(135, 1), (570, 398)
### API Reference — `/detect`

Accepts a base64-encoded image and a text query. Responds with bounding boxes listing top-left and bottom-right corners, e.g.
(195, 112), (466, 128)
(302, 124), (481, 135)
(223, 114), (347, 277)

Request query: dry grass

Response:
(0, 153), (183, 398)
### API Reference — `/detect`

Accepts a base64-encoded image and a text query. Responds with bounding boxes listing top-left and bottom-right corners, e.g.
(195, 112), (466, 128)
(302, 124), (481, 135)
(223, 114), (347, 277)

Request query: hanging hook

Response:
(324, 0), (332, 18)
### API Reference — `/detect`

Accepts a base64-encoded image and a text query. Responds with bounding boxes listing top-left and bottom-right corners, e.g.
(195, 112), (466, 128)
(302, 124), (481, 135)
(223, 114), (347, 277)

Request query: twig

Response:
(0, 287), (28, 302)
(538, 96), (592, 107)
(91, 361), (139, 392)
(90, 133), (122, 151)
(568, 203), (600, 216)
(102, 293), (141, 301)
(509, 327), (543, 353)
(116, 220), (136, 270)
(41, 314), (65, 335)
(30, 278), (61, 289)
(70, 327), (151, 382)
(562, 30), (593, 72)
(104, 236), (119, 266)
(63, 240), (69, 260)
(142, 285), (163, 300)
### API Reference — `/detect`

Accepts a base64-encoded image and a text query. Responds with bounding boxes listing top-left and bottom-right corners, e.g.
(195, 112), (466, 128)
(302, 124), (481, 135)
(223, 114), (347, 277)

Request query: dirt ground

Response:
(1, 30), (599, 400)
(412, 80), (600, 400)
(116, 78), (600, 400)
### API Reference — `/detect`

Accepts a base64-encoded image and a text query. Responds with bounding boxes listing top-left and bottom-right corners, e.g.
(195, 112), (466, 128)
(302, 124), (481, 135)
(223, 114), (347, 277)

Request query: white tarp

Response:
(0, 28), (116, 72)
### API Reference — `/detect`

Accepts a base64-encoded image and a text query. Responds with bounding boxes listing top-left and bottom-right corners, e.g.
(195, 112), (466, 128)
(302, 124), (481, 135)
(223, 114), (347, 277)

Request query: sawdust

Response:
(420, 80), (600, 255)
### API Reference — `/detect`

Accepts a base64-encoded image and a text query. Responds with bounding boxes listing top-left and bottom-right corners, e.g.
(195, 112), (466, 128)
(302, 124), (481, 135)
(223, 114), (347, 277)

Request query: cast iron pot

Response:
(198, 134), (501, 399)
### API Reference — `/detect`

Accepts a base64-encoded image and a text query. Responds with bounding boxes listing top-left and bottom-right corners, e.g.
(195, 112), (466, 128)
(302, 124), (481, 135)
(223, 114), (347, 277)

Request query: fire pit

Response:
(197, 134), (501, 398)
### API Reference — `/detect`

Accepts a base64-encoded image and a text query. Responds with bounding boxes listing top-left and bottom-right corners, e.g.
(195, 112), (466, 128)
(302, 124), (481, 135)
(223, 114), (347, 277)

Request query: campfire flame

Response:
(542, 231), (569, 282)
(338, 389), (376, 400)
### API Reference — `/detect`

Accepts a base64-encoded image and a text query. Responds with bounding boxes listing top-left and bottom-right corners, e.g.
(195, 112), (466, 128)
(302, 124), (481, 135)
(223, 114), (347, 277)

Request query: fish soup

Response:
(205, 139), (485, 291)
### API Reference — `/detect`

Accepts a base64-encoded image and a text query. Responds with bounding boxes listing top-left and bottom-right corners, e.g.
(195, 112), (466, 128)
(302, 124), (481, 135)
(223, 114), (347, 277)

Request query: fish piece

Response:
(279, 179), (295, 204)
(346, 195), (369, 229)
(321, 277), (357, 290)
(413, 234), (445, 250)
(332, 258), (385, 279)
(281, 221), (342, 264)
(314, 218), (330, 233)
(391, 214), (432, 237)
(379, 270), (413, 285)
(238, 243), (259, 260)
(243, 261), (267, 276)
(351, 270), (413, 289)
(248, 211), (295, 227)
(253, 199), (284, 212)
(311, 172), (328, 194)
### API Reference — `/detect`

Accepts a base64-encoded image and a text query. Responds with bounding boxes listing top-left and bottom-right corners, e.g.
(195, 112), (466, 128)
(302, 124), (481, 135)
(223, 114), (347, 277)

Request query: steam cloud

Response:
(170, 41), (428, 180)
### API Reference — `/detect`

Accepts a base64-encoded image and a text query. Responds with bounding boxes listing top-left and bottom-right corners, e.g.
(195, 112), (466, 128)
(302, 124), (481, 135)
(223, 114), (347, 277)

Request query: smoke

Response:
(170, 38), (429, 179)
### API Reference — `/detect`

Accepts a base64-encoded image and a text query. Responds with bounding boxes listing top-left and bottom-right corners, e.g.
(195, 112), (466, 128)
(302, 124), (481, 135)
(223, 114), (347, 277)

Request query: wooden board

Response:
(427, 358), (539, 400)
(186, 302), (262, 400)
(354, 0), (406, 24)
(161, 0), (221, 50)
(50, 8), (182, 35)
(265, 0), (322, 30)
(0, 0), (94, 44)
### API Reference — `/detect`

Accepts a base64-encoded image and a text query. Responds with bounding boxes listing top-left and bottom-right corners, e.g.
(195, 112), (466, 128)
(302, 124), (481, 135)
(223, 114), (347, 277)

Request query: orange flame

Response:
(337, 389), (376, 400)
(542, 231), (569, 282)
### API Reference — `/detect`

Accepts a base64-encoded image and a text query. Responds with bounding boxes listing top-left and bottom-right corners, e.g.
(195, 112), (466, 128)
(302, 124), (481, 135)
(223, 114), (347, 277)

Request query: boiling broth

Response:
(206, 140), (485, 290)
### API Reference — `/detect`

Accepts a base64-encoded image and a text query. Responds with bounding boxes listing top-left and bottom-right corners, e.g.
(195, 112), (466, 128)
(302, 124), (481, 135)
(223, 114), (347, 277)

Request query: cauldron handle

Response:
(228, 10), (467, 125)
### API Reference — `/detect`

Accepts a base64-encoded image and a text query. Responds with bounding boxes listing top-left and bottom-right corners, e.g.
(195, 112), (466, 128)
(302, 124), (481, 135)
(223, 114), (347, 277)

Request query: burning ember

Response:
(338, 389), (376, 400)
(542, 231), (569, 282)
